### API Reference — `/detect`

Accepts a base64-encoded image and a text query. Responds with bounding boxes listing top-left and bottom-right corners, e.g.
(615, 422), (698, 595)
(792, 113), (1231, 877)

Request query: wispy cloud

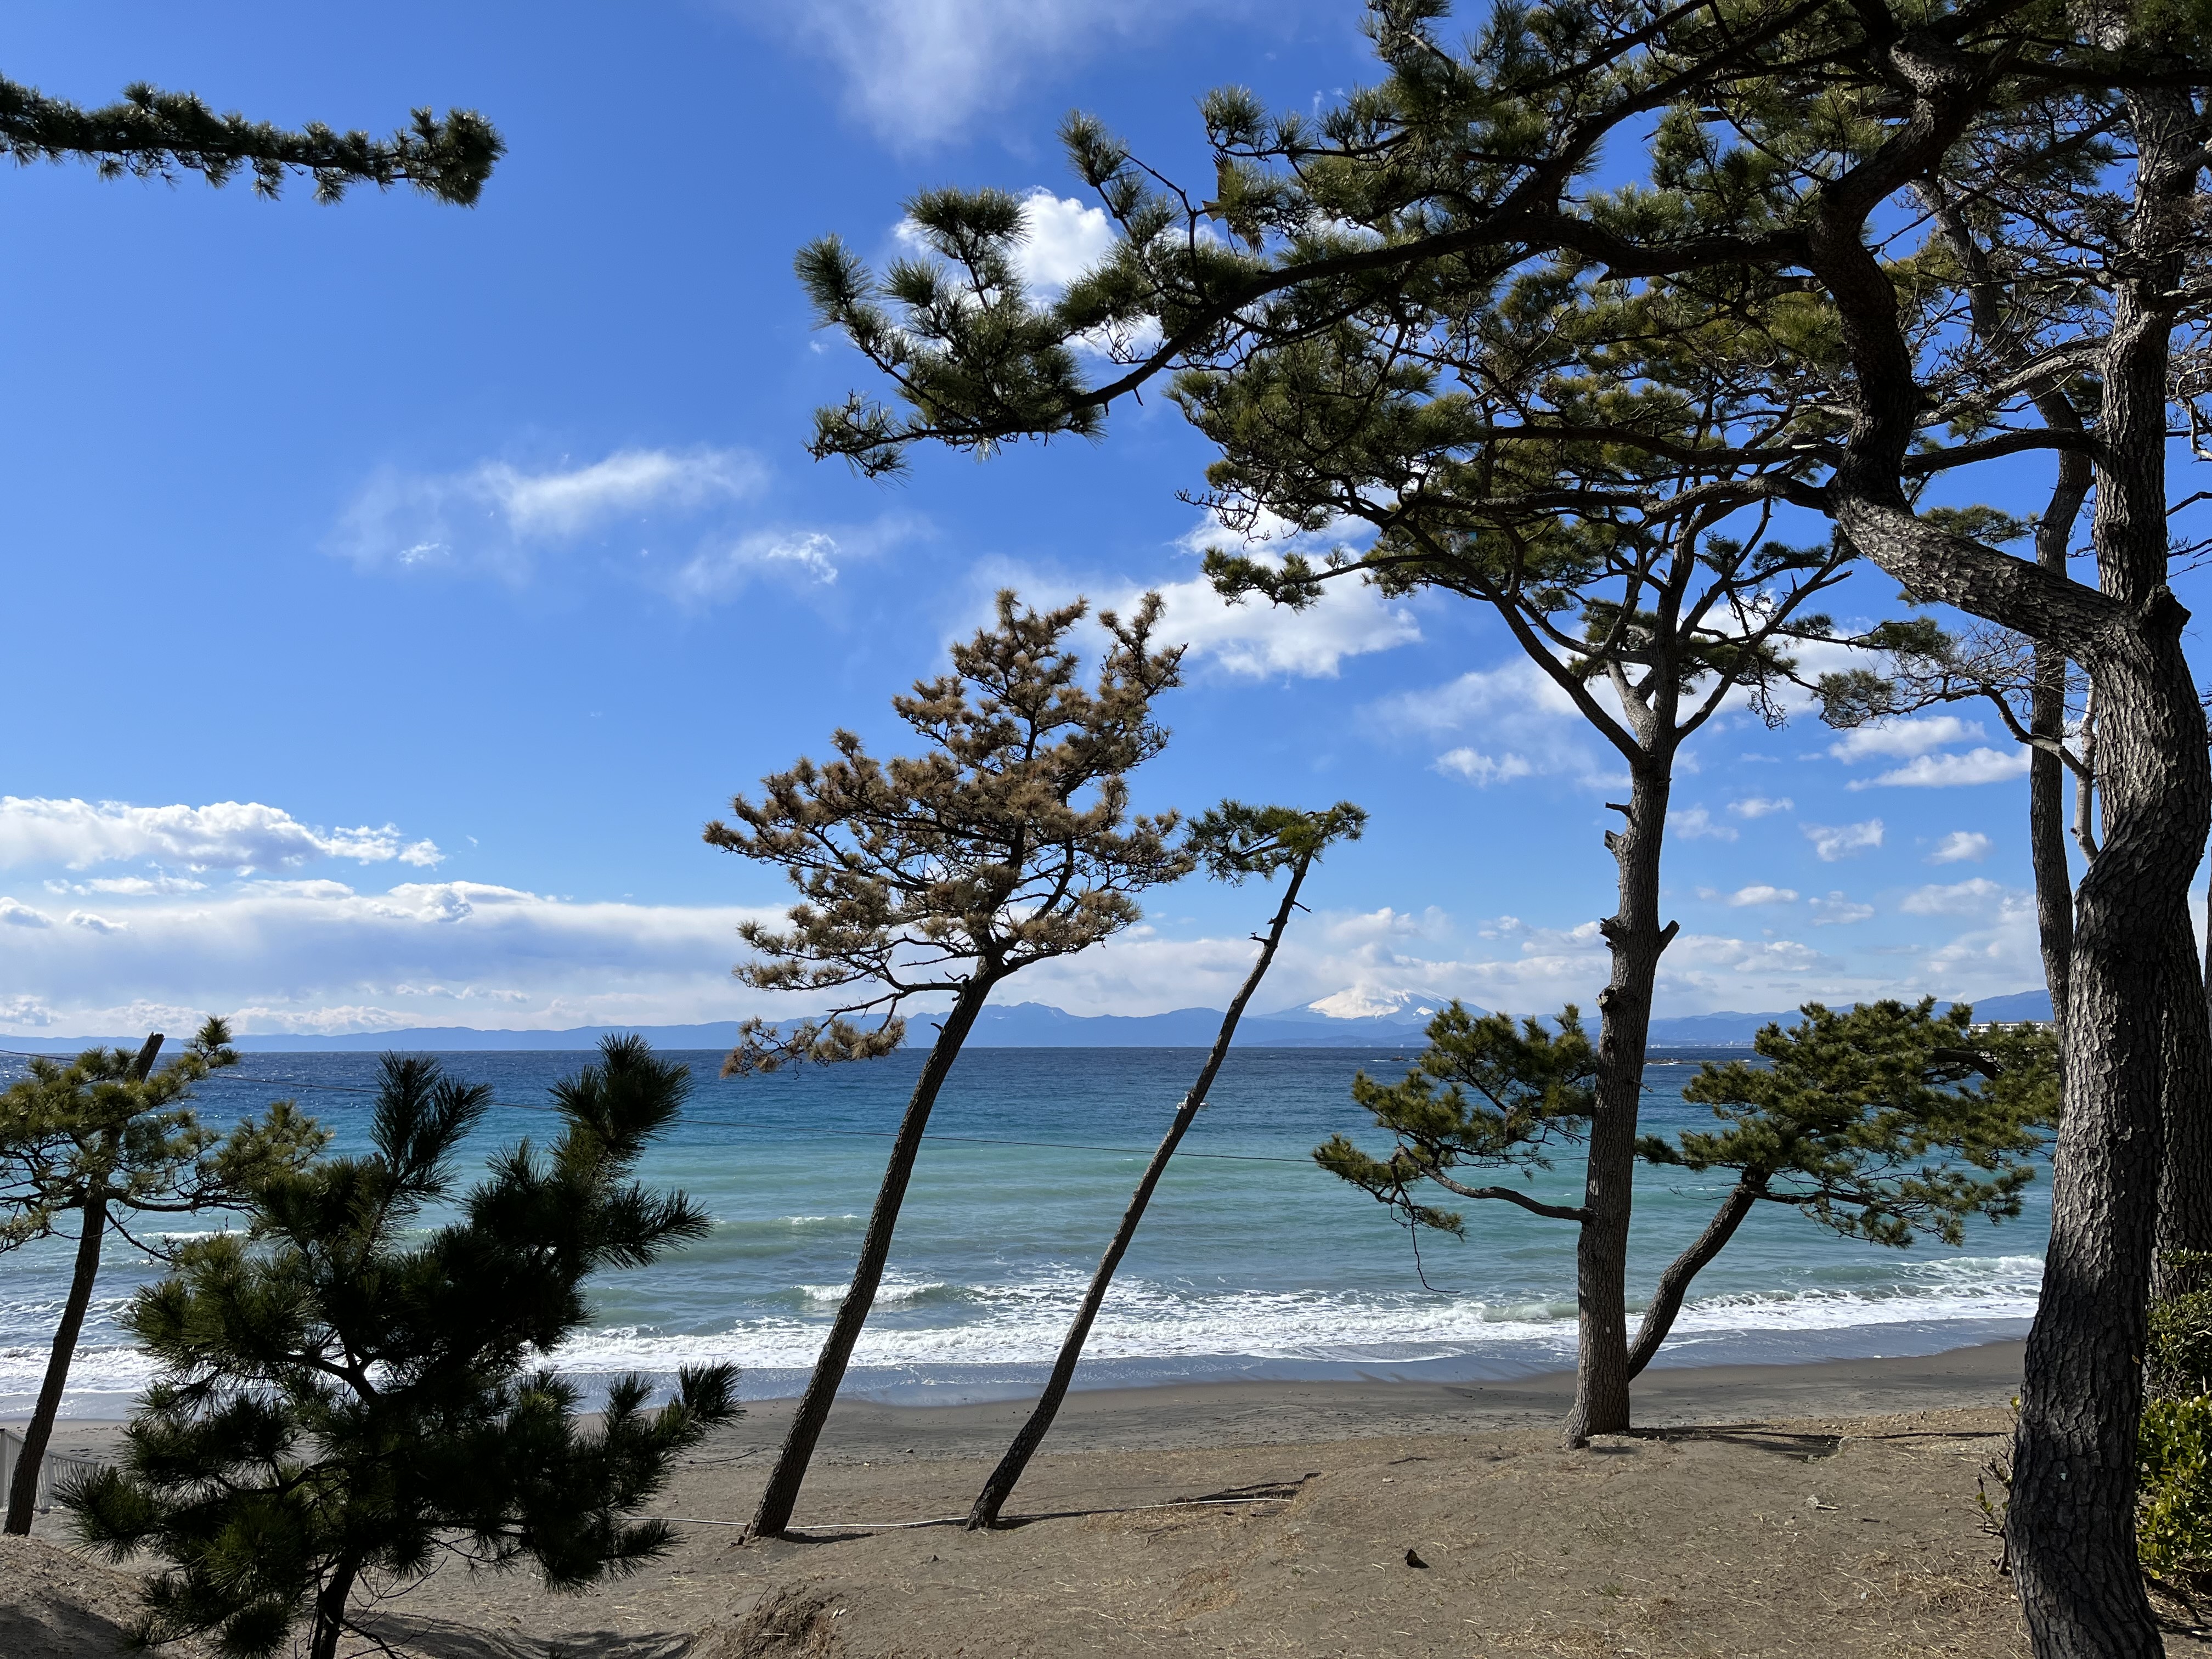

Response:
(1378, 660), (1626, 792)
(1436, 748), (1534, 786)
(1802, 818), (1884, 861)
(1728, 795), (1793, 819)
(1853, 749), (2031, 789)
(1929, 831), (1994, 864)
(332, 447), (768, 579)
(1901, 877), (2012, 916)
(1697, 884), (1800, 907)
(1823, 714), (2029, 790)
(1809, 891), (1875, 926)
(1668, 806), (1739, 842)
(0, 798), (441, 873)
(1828, 715), (1984, 761)
(742, 1), (1218, 146)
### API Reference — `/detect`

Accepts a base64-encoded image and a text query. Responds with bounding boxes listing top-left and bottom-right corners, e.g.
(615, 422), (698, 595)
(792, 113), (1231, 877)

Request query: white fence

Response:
(0, 1425), (107, 1514)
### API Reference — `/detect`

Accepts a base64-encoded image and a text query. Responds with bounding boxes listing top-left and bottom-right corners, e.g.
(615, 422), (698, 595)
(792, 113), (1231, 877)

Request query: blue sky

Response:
(0, 1), (2175, 1037)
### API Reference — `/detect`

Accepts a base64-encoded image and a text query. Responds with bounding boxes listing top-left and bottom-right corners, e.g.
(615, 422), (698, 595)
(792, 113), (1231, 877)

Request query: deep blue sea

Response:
(0, 1045), (2044, 1417)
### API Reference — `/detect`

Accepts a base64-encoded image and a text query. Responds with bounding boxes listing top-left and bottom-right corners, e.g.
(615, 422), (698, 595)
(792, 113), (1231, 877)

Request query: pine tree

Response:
(65, 1037), (736, 1659)
(1323, 997), (2058, 1373)
(966, 799), (1364, 1528)
(792, 5), (2212, 1640)
(706, 589), (1192, 1538)
(0, 1018), (323, 1535)
(0, 73), (500, 203)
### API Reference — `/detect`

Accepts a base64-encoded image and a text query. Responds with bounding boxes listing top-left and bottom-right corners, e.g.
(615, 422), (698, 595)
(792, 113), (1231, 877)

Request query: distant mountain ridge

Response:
(0, 988), (2054, 1054)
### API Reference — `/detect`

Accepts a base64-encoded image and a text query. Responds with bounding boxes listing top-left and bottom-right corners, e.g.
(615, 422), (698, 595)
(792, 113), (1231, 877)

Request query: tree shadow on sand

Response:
(356, 1613), (693, 1659)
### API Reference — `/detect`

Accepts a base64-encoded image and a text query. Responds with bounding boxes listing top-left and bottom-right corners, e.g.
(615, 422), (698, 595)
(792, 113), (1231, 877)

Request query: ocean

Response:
(0, 1044), (2045, 1417)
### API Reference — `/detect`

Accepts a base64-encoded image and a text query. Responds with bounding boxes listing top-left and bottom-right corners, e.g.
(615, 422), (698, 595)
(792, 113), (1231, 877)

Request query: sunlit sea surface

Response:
(0, 1045), (2044, 1415)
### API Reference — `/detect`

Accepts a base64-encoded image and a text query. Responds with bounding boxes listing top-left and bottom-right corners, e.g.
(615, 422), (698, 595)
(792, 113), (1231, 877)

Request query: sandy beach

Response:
(19, 1340), (2196, 1658)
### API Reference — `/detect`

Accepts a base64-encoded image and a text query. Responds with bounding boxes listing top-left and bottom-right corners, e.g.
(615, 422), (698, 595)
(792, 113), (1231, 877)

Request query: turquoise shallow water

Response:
(0, 1045), (2045, 1414)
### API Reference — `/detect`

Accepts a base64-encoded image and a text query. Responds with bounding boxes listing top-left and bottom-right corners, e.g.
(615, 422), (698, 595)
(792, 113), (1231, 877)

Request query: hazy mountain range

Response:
(1, 988), (2056, 1054)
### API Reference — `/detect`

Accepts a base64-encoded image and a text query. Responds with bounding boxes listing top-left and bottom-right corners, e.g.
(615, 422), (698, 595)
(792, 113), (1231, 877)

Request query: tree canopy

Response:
(707, 588), (1193, 1069)
(67, 1039), (735, 1659)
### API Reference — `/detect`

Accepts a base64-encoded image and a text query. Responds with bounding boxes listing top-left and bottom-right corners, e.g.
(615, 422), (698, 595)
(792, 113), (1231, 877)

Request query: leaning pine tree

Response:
(0, 1019), (323, 1535)
(706, 589), (1192, 1539)
(966, 799), (1365, 1528)
(67, 1038), (737, 1659)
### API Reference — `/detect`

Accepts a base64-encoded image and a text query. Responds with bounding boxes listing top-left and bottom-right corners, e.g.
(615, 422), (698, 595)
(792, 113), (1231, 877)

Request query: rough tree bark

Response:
(966, 854), (1316, 1528)
(2027, 449), (2087, 1048)
(1570, 752), (1678, 1443)
(2005, 82), (2212, 1659)
(749, 986), (994, 1538)
(3, 1031), (161, 1537)
(2156, 913), (2212, 1299)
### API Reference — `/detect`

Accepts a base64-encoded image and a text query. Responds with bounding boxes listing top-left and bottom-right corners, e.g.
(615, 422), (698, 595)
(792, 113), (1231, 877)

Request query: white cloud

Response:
(1852, 748), (2031, 789)
(1668, 806), (1739, 842)
(1374, 659), (1581, 732)
(48, 875), (208, 896)
(1698, 884), (1800, 907)
(0, 897), (52, 929)
(1150, 575), (1419, 678)
(1728, 796), (1793, 819)
(1436, 748), (1534, 787)
(1011, 190), (1115, 289)
(899, 188), (1114, 294)
(670, 531), (840, 602)
(1828, 715), (1984, 761)
(1666, 933), (1833, 975)
(1803, 819), (1884, 861)
(0, 798), (442, 873)
(1930, 831), (1994, 864)
(1809, 891), (1876, 926)
(1901, 877), (2011, 916)
(1374, 660), (1624, 791)
(749, 1), (1207, 146)
(0, 877), (791, 1037)
(334, 447), (767, 578)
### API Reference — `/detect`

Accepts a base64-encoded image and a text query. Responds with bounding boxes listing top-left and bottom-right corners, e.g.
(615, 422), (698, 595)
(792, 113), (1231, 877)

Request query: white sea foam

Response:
(1, 1255), (2046, 1411)
(0, 1256), (2044, 1415)
(528, 1255), (2047, 1376)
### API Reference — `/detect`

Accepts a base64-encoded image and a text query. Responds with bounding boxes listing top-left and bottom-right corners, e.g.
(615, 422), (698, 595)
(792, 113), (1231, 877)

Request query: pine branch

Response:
(0, 74), (502, 204)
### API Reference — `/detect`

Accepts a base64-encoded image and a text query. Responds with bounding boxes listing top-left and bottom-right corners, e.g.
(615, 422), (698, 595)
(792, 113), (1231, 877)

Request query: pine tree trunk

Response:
(2027, 514), (2079, 1045)
(2010, 669), (2191, 1656)
(1624, 1179), (1760, 1381)
(307, 1554), (361, 1659)
(2007, 81), (2207, 1659)
(966, 857), (1313, 1528)
(749, 983), (992, 1538)
(2022, 217), (2089, 1053)
(4, 1182), (108, 1535)
(2154, 917), (2212, 1300)
(1567, 758), (1676, 1445)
